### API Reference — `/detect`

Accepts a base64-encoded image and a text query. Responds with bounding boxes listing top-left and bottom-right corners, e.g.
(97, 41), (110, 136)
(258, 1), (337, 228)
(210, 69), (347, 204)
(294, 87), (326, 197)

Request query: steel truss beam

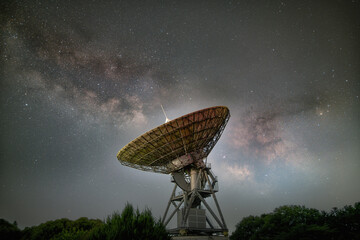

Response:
(162, 167), (228, 237)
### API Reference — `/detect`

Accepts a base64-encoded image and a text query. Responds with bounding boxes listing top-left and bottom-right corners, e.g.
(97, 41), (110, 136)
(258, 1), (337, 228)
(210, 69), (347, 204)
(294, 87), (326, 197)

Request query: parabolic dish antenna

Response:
(117, 106), (230, 174)
(117, 106), (230, 239)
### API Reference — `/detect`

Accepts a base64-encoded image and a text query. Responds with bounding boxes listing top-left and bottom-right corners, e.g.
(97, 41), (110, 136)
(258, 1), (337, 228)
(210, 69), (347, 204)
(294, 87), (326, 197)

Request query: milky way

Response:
(1, 0), (359, 232)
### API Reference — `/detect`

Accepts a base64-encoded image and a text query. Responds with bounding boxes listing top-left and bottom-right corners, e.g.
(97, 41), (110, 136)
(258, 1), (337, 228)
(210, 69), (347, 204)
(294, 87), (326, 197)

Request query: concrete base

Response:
(172, 236), (228, 240)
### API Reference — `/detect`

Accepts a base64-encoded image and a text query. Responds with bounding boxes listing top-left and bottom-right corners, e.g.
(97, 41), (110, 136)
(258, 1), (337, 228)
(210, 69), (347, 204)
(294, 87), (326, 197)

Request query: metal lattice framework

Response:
(117, 106), (230, 174)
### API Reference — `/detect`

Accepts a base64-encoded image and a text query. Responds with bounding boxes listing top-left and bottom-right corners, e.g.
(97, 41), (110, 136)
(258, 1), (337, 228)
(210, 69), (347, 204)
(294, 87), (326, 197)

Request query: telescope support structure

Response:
(162, 164), (228, 238)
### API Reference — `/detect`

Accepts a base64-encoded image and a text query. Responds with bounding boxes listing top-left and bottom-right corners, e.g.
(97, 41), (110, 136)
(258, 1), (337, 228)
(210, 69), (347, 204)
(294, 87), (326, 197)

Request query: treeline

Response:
(0, 204), (170, 240)
(230, 202), (360, 240)
(2, 202), (359, 239)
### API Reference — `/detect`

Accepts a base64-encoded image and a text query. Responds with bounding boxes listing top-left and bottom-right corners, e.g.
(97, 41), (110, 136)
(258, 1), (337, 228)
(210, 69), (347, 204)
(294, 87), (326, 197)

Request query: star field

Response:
(1, 0), (359, 233)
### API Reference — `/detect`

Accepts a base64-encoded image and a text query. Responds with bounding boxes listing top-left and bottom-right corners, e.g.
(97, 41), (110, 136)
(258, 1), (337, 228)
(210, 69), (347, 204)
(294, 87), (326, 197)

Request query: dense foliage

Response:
(0, 204), (170, 240)
(20, 217), (102, 240)
(230, 202), (360, 240)
(2, 202), (359, 239)
(0, 219), (21, 240)
(87, 204), (170, 240)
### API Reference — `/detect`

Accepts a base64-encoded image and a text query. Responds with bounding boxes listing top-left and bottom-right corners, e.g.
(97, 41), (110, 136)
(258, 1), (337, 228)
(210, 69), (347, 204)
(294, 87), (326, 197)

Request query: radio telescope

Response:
(117, 106), (230, 239)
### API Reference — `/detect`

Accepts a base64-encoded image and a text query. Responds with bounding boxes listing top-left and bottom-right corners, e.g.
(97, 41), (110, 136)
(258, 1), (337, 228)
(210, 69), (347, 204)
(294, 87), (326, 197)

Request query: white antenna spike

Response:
(161, 104), (170, 123)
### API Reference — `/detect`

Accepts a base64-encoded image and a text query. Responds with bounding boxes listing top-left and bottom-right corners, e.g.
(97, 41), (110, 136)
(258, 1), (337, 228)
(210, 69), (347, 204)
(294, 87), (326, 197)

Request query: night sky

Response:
(1, 0), (359, 233)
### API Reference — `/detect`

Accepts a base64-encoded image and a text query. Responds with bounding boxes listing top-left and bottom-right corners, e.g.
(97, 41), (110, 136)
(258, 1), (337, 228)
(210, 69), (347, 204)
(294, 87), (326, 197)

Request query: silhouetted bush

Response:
(4, 202), (358, 239)
(20, 217), (102, 240)
(0, 219), (21, 240)
(1, 204), (169, 240)
(230, 202), (360, 240)
(87, 203), (170, 240)
(325, 202), (360, 240)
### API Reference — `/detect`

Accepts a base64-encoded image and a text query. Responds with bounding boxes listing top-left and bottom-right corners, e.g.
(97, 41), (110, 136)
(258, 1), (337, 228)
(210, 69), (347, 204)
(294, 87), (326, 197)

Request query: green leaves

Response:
(87, 203), (170, 240)
(19, 217), (102, 240)
(230, 202), (360, 240)
(1, 204), (170, 240)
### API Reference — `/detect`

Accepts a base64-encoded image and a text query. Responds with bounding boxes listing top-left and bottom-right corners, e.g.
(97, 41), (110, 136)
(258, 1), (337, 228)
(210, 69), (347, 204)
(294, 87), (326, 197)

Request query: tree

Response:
(0, 219), (21, 240)
(20, 217), (102, 240)
(230, 205), (346, 240)
(230, 215), (265, 240)
(1, 204), (170, 240)
(325, 202), (360, 240)
(87, 203), (170, 240)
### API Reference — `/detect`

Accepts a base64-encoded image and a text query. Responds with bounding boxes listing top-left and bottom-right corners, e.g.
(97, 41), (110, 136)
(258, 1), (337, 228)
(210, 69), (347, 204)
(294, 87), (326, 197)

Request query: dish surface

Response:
(117, 106), (230, 174)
